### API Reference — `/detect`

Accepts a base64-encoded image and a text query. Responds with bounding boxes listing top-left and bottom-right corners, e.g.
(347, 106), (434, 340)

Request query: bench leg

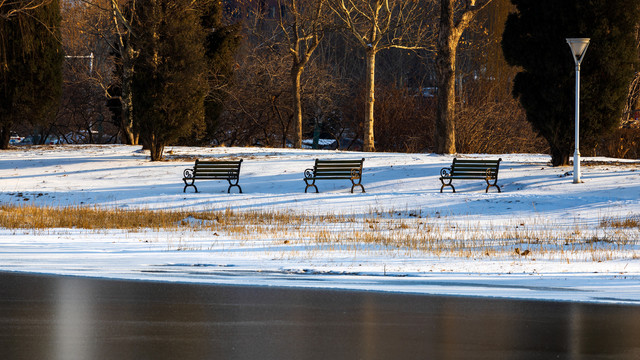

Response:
(304, 179), (318, 193)
(227, 178), (242, 194)
(439, 178), (455, 193)
(183, 179), (198, 193)
(350, 179), (365, 193)
(485, 178), (501, 193)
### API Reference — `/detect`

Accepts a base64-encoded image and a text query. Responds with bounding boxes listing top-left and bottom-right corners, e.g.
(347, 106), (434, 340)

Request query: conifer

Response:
(0, 0), (63, 148)
(131, 0), (207, 160)
(502, 0), (640, 166)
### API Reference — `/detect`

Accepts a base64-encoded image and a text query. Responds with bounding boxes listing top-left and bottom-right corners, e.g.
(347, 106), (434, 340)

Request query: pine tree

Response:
(131, 0), (207, 161)
(502, 0), (640, 166)
(198, 0), (241, 144)
(0, 0), (63, 149)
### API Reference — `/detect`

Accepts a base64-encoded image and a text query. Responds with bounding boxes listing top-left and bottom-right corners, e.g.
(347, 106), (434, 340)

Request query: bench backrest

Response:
(313, 158), (364, 179)
(193, 159), (242, 179)
(450, 158), (501, 178)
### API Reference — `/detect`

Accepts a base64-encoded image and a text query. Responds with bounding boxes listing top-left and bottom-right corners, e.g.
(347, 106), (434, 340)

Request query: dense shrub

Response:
(455, 80), (548, 154)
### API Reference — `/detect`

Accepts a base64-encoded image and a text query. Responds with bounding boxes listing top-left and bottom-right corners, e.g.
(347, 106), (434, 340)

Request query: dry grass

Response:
(0, 205), (638, 262)
(600, 215), (640, 229)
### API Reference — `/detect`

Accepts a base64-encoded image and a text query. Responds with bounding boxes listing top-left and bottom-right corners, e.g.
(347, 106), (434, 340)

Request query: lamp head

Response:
(566, 38), (590, 65)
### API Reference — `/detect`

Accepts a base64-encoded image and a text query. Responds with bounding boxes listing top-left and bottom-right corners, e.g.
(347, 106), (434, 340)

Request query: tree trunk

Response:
(550, 146), (570, 167)
(292, 65), (303, 148)
(149, 136), (164, 161)
(121, 45), (138, 145)
(364, 48), (376, 152)
(0, 123), (11, 149)
(435, 0), (458, 154)
(110, 0), (138, 145)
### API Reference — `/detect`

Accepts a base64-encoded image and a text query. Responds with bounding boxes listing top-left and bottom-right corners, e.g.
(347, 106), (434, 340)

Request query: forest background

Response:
(2, 0), (640, 162)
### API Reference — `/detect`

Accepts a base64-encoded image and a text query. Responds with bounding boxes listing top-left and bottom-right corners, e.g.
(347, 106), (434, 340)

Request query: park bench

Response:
(304, 158), (365, 193)
(439, 158), (502, 193)
(183, 159), (243, 193)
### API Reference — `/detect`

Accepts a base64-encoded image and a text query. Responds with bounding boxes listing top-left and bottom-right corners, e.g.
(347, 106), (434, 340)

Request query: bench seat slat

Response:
(196, 160), (242, 164)
(445, 175), (494, 180)
(195, 170), (240, 174)
(315, 167), (361, 171)
(195, 172), (237, 179)
(196, 164), (238, 170)
(452, 159), (500, 164)
(196, 165), (240, 169)
(316, 160), (363, 164)
(310, 176), (354, 180)
(450, 172), (495, 176)
(313, 172), (356, 176)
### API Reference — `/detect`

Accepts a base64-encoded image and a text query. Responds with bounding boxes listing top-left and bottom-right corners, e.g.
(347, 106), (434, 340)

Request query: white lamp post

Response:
(566, 38), (589, 184)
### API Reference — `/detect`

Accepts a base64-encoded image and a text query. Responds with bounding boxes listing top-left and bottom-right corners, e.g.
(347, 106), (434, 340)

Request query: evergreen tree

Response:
(502, 0), (640, 166)
(198, 0), (241, 144)
(0, 0), (63, 149)
(131, 0), (207, 161)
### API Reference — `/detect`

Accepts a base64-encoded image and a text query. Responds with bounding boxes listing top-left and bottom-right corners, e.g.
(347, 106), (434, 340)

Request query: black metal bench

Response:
(304, 158), (365, 193)
(439, 158), (502, 193)
(183, 159), (243, 193)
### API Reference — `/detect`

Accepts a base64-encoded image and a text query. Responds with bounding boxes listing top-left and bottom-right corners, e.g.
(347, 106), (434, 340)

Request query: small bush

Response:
(455, 80), (549, 154)
(592, 127), (640, 159)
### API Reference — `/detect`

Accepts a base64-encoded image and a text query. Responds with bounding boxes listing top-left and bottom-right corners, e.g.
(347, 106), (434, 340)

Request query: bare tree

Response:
(60, 0), (139, 144)
(328, 0), (433, 152)
(277, 0), (327, 148)
(107, 0), (138, 144)
(0, 0), (53, 20)
(622, 22), (640, 126)
(435, 0), (492, 154)
(57, 0), (120, 144)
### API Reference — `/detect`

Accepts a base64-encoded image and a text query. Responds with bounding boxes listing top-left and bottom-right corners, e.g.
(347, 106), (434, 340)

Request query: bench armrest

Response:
(440, 167), (451, 178)
(183, 168), (194, 179)
(304, 168), (315, 179)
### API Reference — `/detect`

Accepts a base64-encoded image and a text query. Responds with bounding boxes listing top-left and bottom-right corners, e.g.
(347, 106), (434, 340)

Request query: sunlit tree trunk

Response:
(279, 0), (326, 149)
(292, 65), (304, 148)
(364, 48), (376, 152)
(434, 0), (492, 154)
(435, 0), (460, 154)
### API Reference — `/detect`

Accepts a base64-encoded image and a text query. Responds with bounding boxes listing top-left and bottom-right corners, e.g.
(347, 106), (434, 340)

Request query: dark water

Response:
(1, 272), (639, 360)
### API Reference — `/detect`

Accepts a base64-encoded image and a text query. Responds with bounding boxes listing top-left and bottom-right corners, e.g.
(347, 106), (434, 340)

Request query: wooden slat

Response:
(445, 175), (493, 180)
(195, 171), (238, 176)
(195, 166), (240, 171)
(453, 159), (500, 164)
(316, 159), (363, 164)
(311, 176), (353, 180)
(316, 163), (361, 168)
(314, 171), (356, 175)
(196, 160), (242, 164)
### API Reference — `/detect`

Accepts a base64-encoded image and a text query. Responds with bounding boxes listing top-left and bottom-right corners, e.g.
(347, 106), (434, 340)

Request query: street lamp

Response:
(566, 38), (590, 184)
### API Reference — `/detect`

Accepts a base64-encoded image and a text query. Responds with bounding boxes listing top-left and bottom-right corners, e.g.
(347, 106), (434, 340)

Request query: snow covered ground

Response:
(1, 145), (639, 304)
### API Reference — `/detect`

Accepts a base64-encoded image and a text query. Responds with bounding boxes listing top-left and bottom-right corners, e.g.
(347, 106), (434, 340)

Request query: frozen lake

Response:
(1, 272), (639, 359)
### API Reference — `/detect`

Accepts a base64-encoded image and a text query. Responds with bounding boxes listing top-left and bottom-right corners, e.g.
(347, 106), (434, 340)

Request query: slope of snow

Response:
(1, 145), (639, 304)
